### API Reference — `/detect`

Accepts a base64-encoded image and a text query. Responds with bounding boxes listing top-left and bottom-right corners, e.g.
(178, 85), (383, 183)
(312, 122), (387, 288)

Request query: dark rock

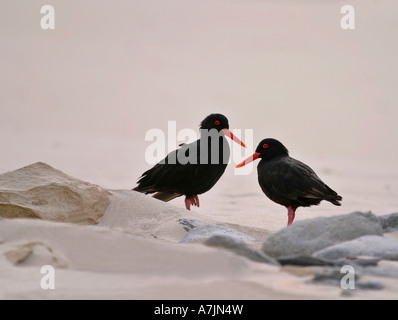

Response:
(276, 254), (337, 266)
(204, 235), (279, 265)
(378, 213), (398, 232)
(262, 212), (383, 257)
(310, 266), (383, 290)
(312, 267), (359, 282)
(362, 266), (398, 279)
(338, 257), (380, 267)
(178, 218), (200, 231)
(355, 281), (384, 290)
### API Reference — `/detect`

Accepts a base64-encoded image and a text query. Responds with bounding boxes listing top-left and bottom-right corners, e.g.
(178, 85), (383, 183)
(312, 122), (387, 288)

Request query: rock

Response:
(313, 235), (398, 261)
(261, 212), (383, 257)
(355, 281), (385, 290)
(180, 224), (256, 243)
(310, 266), (384, 290)
(363, 266), (398, 279)
(379, 213), (398, 232)
(276, 254), (337, 267)
(0, 162), (111, 224)
(4, 243), (36, 265)
(312, 267), (359, 283)
(178, 218), (200, 231)
(204, 235), (279, 265)
(4, 241), (69, 268)
(338, 257), (380, 267)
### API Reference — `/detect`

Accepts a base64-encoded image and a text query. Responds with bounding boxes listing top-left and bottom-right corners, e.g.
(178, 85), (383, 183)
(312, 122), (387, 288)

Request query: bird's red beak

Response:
(222, 129), (246, 148)
(235, 153), (261, 168)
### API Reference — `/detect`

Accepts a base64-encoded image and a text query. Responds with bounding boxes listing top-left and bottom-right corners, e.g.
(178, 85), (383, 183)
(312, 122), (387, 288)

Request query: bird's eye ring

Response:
(215, 120), (220, 125)
(263, 144), (268, 149)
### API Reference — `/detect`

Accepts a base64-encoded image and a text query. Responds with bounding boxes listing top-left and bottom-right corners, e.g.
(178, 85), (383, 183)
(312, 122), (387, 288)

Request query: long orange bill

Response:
(235, 153), (261, 168)
(222, 129), (246, 148)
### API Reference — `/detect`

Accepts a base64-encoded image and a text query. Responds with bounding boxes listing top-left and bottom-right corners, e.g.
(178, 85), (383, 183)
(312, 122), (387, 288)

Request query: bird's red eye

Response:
(215, 120), (220, 125)
(263, 144), (268, 149)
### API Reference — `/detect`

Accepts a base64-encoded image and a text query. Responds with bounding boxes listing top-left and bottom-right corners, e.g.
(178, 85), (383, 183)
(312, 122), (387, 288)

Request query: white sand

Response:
(1, 163), (398, 300)
(2, 204), (395, 300)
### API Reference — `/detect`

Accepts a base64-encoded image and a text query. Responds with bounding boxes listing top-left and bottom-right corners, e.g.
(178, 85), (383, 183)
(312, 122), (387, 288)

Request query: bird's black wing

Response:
(133, 140), (199, 195)
(134, 135), (230, 199)
(259, 157), (342, 207)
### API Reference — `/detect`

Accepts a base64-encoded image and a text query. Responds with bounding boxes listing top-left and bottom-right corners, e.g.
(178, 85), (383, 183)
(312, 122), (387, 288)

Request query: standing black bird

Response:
(134, 114), (246, 210)
(236, 138), (342, 225)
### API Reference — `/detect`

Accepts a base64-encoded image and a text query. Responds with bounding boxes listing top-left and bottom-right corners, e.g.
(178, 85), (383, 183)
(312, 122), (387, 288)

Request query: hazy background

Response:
(1, 0), (397, 228)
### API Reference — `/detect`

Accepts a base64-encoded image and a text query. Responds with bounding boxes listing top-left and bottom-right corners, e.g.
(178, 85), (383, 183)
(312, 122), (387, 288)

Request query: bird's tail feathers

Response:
(329, 194), (342, 206)
(152, 191), (181, 202)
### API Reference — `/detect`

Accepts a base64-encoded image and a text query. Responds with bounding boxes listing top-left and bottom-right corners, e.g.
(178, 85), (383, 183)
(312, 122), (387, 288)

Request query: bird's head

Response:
(200, 113), (246, 148)
(236, 138), (289, 168)
(200, 113), (229, 131)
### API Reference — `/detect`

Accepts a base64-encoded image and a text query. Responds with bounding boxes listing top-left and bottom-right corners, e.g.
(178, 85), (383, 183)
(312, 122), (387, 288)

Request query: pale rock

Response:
(0, 162), (111, 224)
(313, 235), (398, 261)
(4, 241), (69, 268)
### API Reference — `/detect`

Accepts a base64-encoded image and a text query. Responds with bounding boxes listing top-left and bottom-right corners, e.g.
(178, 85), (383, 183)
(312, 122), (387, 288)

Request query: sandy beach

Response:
(0, 162), (398, 300)
(1, 0), (398, 300)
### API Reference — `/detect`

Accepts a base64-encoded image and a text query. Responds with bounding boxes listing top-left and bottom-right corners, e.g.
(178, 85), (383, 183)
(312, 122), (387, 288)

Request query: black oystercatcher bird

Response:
(236, 138), (342, 225)
(134, 114), (246, 210)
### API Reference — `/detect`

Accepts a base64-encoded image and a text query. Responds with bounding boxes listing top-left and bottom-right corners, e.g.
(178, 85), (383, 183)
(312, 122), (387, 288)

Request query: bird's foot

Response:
(287, 206), (296, 225)
(184, 195), (200, 211)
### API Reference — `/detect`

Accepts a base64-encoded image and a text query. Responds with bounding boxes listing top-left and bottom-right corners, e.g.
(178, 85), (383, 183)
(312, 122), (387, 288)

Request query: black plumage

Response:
(134, 114), (246, 210)
(236, 138), (342, 225)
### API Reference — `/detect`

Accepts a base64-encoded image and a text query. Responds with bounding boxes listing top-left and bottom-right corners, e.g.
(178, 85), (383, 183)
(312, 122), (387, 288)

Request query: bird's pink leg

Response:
(193, 195), (200, 207)
(184, 197), (192, 210)
(184, 195), (200, 210)
(287, 206), (296, 225)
